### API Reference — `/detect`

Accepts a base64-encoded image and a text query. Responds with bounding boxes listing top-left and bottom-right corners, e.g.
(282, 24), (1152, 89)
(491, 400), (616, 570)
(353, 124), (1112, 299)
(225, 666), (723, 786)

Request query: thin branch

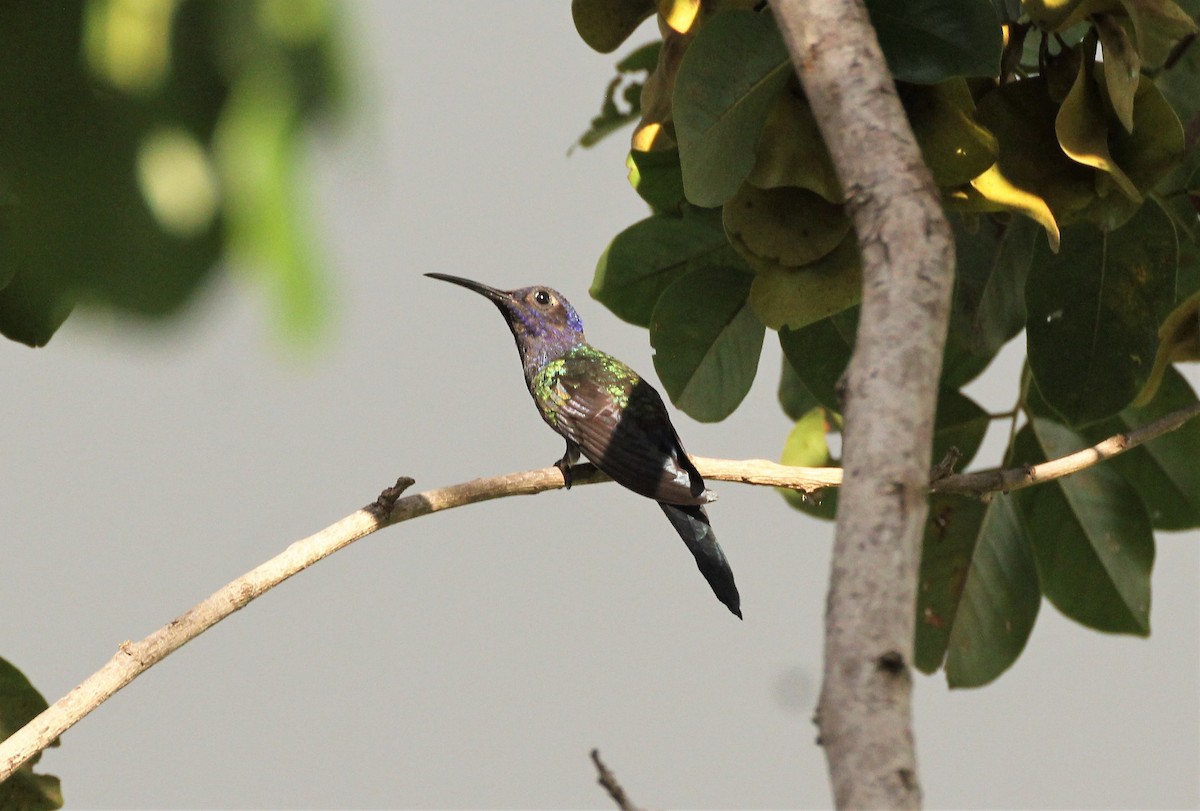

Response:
(3, 402), (1197, 781)
(590, 749), (641, 811)
(0, 459), (833, 783)
(934, 402), (1200, 497)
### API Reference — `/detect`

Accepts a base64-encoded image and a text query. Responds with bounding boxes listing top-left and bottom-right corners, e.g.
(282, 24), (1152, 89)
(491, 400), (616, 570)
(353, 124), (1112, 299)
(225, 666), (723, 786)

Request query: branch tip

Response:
(590, 748), (640, 811)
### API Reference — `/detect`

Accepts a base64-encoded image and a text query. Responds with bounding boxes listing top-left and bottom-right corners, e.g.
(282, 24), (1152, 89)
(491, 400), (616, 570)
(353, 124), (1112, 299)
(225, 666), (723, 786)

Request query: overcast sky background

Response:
(3, 3), (1198, 808)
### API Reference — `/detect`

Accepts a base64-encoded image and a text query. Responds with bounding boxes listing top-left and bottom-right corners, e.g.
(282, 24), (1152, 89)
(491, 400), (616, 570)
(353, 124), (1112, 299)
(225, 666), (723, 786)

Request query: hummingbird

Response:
(426, 273), (741, 618)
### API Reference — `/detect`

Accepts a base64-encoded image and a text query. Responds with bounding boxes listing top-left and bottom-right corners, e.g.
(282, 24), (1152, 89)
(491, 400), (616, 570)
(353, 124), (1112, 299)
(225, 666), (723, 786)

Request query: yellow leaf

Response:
(658, 0), (700, 34)
(632, 122), (665, 151)
(974, 77), (1096, 230)
(969, 164), (1062, 251)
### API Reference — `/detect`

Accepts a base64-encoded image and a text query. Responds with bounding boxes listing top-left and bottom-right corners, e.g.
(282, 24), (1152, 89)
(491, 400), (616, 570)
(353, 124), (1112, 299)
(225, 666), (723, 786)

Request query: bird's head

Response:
(426, 274), (586, 374)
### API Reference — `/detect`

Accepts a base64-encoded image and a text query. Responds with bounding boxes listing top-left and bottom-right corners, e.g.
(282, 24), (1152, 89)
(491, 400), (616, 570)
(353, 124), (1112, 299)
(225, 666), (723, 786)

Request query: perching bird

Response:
(426, 273), (741, 618)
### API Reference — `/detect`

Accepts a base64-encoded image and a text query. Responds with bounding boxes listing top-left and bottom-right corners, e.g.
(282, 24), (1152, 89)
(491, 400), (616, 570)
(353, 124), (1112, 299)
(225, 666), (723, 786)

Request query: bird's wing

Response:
(545, 355), (709, 506)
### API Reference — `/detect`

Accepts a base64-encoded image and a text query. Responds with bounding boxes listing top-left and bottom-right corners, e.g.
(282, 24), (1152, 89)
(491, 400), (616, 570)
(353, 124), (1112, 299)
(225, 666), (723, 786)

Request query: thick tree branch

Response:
(770, 0), (955, 808)
(3, 401), (1195, 782)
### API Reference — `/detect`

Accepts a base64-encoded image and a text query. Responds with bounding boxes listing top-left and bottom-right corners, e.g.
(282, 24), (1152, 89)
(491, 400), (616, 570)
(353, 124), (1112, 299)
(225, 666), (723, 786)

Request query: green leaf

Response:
(932, 388), (990, 470)
(1094, 13), (1140, 133)
(941, 331), (997, 390)
(1156, 3), (1200, 122)
(864, 0), (1003, 83)
(591, 207), (745, 327)
(1015, 420), (1155, 635)
(0, 657), (63, 810)
(747, 234), (862, 330)
(0, 658), (50, 741)
(1084, 367), (1200, 529)
(0, 770), (62, 811)
(571, 0), (656, 53)
(0, 265), (76, 347)
(777, 285), (993, 398)
(780, 406), (833, 468)
(942, 214), (1039, 386)
(1129, 287), (1200, 406)
(1160, 166), (1200, 246)
(900, 79), (998, 188)
(626, 147), (686, 212)
(747, 88), (842, 202)
(968, 76), (1097, 244)
(1120, 0), (1200, 69)
(778, 406), (840, 520)
(672, 11), (791, 207)
(1056, 45), (1141, 201)
(914, 493), (1040, 687)
(1107, 74), (1187, 193)
(1026, 199), (1178, 426)
(778, 355), (820, 420)
(724, 184), (851, 271)
(650, 266), (765, 421)
(778, 307), (859, 412)
(994, 0), (1024, 20)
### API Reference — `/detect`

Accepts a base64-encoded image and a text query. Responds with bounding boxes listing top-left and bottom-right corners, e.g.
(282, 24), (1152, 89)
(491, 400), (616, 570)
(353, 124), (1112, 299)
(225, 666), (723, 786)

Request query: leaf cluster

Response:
(574, 0), (1200, 685)
(0, 0), (341, 347)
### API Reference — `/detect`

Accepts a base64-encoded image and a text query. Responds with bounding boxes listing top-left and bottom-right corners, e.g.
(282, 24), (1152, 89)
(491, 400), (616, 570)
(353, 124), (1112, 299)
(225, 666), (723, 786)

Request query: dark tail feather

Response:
(658, 502), (742, 619)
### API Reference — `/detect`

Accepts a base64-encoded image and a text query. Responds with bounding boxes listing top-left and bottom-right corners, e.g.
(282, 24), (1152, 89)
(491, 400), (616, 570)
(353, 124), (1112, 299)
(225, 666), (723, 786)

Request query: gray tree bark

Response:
(770, 1), (956, 808)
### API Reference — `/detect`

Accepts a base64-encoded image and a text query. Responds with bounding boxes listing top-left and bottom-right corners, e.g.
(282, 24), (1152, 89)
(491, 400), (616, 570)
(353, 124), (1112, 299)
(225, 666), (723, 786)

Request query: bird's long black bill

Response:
(659, 502), (742, 619)
(425, 273), (512, 304)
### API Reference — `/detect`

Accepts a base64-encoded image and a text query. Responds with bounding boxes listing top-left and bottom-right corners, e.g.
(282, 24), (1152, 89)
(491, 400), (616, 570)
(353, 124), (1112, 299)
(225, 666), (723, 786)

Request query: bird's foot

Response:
(555, 456), (574, 489)
(556, 441), (581, 489)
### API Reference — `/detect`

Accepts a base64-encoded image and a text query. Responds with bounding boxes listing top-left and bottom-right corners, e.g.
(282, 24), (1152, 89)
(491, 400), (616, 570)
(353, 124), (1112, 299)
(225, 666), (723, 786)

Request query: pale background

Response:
(3, 3), (1198, 808)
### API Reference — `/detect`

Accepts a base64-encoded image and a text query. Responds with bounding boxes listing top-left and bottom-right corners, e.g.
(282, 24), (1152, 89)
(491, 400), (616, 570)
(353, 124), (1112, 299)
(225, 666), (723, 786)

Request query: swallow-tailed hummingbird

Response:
(426, 273), (741, 618)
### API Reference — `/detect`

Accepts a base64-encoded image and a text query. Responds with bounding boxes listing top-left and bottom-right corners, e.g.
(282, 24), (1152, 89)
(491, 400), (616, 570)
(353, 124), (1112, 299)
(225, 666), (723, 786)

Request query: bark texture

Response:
(770, 1), (956, 808)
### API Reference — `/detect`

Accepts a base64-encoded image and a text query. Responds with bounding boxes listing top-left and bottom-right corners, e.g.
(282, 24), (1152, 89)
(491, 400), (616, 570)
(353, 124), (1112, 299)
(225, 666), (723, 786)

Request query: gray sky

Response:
(3, 3), (1198, 808)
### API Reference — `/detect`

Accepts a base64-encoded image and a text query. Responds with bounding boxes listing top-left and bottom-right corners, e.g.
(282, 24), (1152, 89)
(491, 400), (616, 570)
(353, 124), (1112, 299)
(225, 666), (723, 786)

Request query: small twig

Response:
(929, 447), (961, 482)
(1012, 365), (1033, 451)
(934, 402), (1200, 497)
(590, 749), (641, 811)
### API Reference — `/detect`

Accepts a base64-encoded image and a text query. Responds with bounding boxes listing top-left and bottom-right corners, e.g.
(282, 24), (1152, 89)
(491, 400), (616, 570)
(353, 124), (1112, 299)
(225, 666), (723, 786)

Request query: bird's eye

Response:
(534, 289), (552, 306)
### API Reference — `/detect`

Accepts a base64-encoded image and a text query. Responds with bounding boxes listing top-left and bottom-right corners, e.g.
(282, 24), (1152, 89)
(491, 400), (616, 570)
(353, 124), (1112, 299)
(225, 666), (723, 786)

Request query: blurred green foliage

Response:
(0, 0), (341, 347)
